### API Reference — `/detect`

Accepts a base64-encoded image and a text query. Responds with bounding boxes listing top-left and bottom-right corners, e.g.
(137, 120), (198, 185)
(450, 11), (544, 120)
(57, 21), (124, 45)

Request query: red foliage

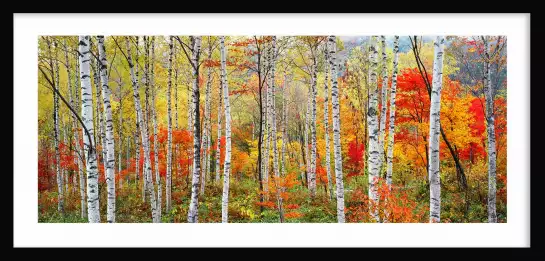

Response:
(345, 139), (365, 179)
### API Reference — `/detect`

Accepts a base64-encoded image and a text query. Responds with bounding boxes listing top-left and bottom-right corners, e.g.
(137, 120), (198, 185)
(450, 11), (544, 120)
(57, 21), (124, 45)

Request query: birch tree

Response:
(123, 36), (159, 222)
(428, 36), (446, 223)
(187, 36), (203, 223)
(166, 36), (174, 212)
(97, 35), (116, 223)
(269, 36), (285, 222)
(150, 36), (162, 220)
(220, 36), (232, 223)
(201, 37), (213, 196)
(309, 52), (318, 199)
(215, 88), (222, 182)
(378, 36), (389, 172)
(323, 44), (333, 200)
(386, 36), (400, 188)
(49, 39), (64, 214)
(79, 35), (100, 223)
(367, 36), (380, 222)
(483, 36), (497, 223)
(328, 36), (345, 223)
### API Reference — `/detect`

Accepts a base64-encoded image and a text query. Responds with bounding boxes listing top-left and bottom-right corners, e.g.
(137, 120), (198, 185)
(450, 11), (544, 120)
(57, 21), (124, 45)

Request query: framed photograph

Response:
(14, 13), (531, 248)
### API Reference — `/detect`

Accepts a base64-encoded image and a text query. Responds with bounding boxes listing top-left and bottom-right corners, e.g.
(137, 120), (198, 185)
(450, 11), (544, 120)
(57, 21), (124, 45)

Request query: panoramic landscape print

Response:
(38, 35), (507, 223)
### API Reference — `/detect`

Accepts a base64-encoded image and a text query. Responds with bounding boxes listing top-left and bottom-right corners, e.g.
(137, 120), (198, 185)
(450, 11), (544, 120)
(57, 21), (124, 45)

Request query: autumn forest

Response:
(37, 35), (507, 223)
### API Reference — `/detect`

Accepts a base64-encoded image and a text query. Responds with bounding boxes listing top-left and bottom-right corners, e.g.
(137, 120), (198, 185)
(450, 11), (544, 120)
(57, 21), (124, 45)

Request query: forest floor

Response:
(38, 172), (506, 223)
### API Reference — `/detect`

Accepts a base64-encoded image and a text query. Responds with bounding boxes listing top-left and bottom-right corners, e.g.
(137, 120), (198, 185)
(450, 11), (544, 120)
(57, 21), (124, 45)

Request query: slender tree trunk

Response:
(149, 36), (161, 220)
(428, 36), (446, 223)
(328, 36), (345, 223)
(269, 36), (284, 222)
(126, 36), (159, 222)
(201, 37), (213, 196)
(97, 36), (116, 223)
(304, 94), (310, 187)
(378, 36), (389, 173)
(49, 40), (64, 214)
(79, 35), (100, 223)
(281, 75), (288, 178)
(367, 36), (380, 222)
(187, 36), (203, 223)
(220, 36), (233, 223)
(323, 45), (333, 200)
(309, 55), (318, 199)
(215, 88), (222, 182)
(483, 36), (497, 223)
(386, 36), (400, 188)
(166, 36), (174, 213)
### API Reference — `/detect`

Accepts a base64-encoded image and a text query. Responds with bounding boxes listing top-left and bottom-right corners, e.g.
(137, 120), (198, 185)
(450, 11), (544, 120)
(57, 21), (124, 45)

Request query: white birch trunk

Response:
(187, 36), (203, 223)
(269, 36), (285, 222)
(201, 39), (213, 196)
(166, 36), (174, 213)
(281, 75), (288, 178)
(328, 36), (345, 223)
(304, 94), (310, 187)
(50, 40), (64, 213)
(386, 36), (400, 188)
(378, 36), (389, 172)
(367, 36), (381, 222)
(150, 36), (161, 220)
(323, 45), (333, 200)
(483, 36), (497, 223)
(220, 36), (233, 223)
(428, 36), (446, 223)
(215, 88), (222, 183)
(126, 37), (159, 222)
(97, 36), (116, 223)
(309, 57), (318, 199)
(79, 35), (100, 222)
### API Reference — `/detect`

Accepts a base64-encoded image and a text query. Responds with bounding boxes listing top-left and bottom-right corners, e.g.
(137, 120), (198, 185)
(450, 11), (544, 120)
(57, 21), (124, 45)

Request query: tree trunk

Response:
(126, 36), (159, 222)
(378, 36), (389, 173)
(386, 36), (400, 188)
(215, 87), (222, 182)
(97, 35), (116, 223)
(323, 44), (333, 200)
(483, 36), (497, 223)
(328, 36), (345, 223)
(49, 40), (64, 214)
(201, 37), (213, 196)
(367, 36), (380, 222)
(428, 36), (446, 223)
(166, 36), (174, 213)
(79, 36), (100, 222)
(187, 36), (203, 223)
(269, 36), (284, 222)
(309, 54), (318, 199)
(150, 36), (161, 220)
(220, 36), (233, 223)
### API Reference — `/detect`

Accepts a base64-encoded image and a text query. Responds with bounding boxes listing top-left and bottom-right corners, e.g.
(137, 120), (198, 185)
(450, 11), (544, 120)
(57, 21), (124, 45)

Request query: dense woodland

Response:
(38, 35), (507, 223)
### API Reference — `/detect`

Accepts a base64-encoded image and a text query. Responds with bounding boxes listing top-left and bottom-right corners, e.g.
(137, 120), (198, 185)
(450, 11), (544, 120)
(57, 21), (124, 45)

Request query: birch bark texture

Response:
(166, 36), (174, 213)
(309, 54), (318, 199)
(269, 36), (285, 222)
(323, 44), (333, 200)
(50, 40), (64, 214)
(386, 36), (400, 188)
(187, 36), (203, 223)
(79, 35), (100, 223)
(428, 36), (446, 223)
(328, 36), (345, 223)
(483, 36), (497, 223)
(220, 36), (233, 223)
(97, 35), (116, 223)
(367, 36), (381, 222)
(378, 36), (389, 172)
